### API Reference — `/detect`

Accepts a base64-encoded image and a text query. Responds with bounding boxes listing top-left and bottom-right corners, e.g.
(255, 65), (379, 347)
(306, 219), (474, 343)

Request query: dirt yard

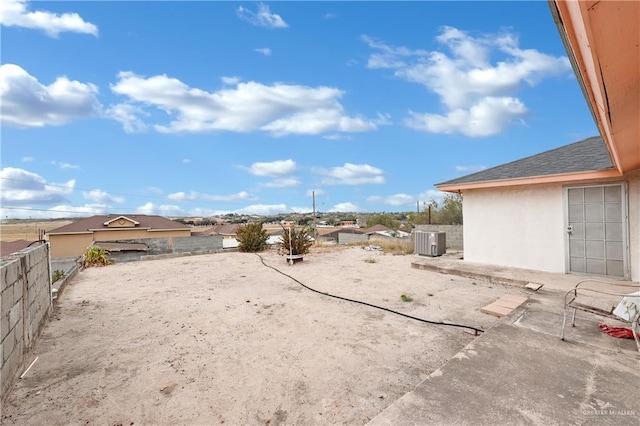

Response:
(2, 247), (529, 425)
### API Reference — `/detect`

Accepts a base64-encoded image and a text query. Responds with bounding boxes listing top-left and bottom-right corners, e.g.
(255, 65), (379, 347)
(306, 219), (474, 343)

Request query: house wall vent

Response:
(414, 231), (446, 257)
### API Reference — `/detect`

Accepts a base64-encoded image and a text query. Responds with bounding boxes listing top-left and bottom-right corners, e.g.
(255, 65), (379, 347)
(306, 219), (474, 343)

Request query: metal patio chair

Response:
(561, 279), (640, 352)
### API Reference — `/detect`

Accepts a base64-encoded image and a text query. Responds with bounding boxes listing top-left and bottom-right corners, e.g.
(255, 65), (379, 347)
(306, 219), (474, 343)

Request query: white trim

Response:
(90, 227), (151, 232)
(103, 215), (140, 226)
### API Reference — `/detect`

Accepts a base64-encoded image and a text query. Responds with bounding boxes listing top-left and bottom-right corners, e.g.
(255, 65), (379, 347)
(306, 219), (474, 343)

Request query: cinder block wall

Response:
(100, 236), (224, 263)
(1, 244), (52, 399)
(338, 233), (369, 245)
(414, 225), (464, 250)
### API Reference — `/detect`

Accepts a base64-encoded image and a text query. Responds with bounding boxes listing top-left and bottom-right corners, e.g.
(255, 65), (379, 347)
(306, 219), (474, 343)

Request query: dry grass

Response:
(346, 239), (414, 255)
(0, 220), (73, 241)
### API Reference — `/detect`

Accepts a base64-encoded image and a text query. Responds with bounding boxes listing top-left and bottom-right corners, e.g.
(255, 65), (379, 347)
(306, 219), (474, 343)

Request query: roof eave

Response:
(436, 168), (621, 193)
(549, 0), (640, 173)
(47, 231), (93, 236)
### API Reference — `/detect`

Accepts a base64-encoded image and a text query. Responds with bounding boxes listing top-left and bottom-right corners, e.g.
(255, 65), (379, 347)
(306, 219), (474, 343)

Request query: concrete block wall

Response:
(101, 236), (224, 262)
(1, 244), (52, 399)
(414, 225), (464, 250)
(338, 233), (369, 245)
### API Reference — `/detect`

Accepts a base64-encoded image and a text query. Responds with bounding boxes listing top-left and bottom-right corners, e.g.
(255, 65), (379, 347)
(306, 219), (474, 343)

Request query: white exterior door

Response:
(565, 183), (629, 279)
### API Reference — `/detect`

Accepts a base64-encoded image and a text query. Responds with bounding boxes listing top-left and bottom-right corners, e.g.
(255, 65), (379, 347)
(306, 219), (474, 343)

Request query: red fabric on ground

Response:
(598, 322), (636, 339)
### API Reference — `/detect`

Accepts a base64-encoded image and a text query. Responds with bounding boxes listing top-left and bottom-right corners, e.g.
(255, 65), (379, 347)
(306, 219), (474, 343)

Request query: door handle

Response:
(566, 225), (573, 235)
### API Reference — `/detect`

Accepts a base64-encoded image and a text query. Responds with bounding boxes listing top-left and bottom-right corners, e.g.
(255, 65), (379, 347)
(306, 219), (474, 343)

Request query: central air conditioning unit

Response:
(414, 231), (446, 257)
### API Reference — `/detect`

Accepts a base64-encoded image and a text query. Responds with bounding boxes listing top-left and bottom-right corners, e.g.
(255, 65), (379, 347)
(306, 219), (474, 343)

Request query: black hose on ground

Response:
(255, 253), (484, 336)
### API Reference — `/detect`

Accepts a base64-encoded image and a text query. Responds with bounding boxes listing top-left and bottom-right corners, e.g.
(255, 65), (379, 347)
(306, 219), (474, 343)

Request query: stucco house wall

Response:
(463, 183), (566, 274)
(463, 170), (639, 281)
(48, 233), (94, 258)
(49, 229), (192, 257)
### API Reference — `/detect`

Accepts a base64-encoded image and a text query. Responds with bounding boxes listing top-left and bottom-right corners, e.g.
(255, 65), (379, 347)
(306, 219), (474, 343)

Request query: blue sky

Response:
(0, 0), (598, 219)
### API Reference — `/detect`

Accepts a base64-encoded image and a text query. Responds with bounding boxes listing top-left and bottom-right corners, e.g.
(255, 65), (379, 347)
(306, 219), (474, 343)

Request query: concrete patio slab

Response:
(371, 258), (640, 426)
(370, 316), (639, 425)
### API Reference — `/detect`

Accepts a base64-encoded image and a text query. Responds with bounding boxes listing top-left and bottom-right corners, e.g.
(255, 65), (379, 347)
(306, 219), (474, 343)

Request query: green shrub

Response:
(82, 246), (113, 268)
(52, 269), (65, 283)
(400, 293), (413, 302)
(278, 225), (313, 256)
(236, 222), (269, 252)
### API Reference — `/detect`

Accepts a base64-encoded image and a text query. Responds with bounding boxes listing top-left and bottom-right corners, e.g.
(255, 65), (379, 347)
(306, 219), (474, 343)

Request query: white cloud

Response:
(255, 47), (272, 56)
(263, 178), (300, 188)
(322, 134), (352, 141)
(105, 103), (148, 133)
(167, 191), (257, 202)
(136, 202), (184, 216)
(236, 204), (289, 215)
(405, 97), (528, 137)
(418, 189), (446, 203)
(364, 27), (571, 137)
(110, 72), (377, 136)
(324, 13), (337, 19)
(0, 167), (74, 205)
(367, 193), (415, 206)
(221, 76), (241, 85)
(248, 159), (296, 177)
(455, 165), (487, 172)
(262, 109), (375, 136)
(1, 204), (108, 220)
(59, 162), (80, 170)
(313, 163), (386, 185)
(0, 0), (98, 37)
(82, 189), (124, 204)
(329, 202), (358, 213)
(182, 159), (191, 164)
(237, 3), (288, 29)
(0, 64), (101, 128)
(22, 156), (34, 162)
(362, 35), (428, 69)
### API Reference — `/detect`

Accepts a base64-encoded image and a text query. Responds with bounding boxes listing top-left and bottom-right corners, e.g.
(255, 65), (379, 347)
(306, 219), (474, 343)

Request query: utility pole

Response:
(312, 191), (318, 245)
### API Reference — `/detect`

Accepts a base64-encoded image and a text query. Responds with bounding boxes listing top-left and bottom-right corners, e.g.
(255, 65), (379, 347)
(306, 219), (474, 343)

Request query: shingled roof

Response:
(47, 214), (190, 234)
(437, 136), (614, 187)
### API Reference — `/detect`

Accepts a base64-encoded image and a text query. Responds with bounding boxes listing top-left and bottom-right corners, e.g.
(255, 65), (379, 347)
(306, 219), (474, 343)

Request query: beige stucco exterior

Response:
(463, 170), (639, 281)
(463, 183), (566, 274)
(48, 228), (191, 258)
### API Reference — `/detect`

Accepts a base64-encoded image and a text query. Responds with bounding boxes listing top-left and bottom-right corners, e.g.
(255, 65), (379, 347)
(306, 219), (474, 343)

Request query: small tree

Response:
(436, 193), (463, 225)
(236, 222), (269, 252)
(366, 213), (400, 230)
(278, 225), (313, 256)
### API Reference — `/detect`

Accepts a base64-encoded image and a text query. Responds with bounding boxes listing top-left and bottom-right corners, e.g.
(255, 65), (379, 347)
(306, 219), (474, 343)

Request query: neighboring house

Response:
(0, 240), (34, 257)
(436, 1), (640, 281)
(47, 214), (191, 257)
(193, 224), (241, 239)
(361, 224), (410, 239)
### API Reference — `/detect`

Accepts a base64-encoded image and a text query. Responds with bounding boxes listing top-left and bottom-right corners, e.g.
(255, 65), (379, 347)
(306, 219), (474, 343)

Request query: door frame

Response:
(563, 181), (630, 280)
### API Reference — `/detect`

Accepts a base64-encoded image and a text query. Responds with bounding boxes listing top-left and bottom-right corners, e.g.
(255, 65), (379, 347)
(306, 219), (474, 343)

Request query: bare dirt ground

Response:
(2, 247), (529, 425)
